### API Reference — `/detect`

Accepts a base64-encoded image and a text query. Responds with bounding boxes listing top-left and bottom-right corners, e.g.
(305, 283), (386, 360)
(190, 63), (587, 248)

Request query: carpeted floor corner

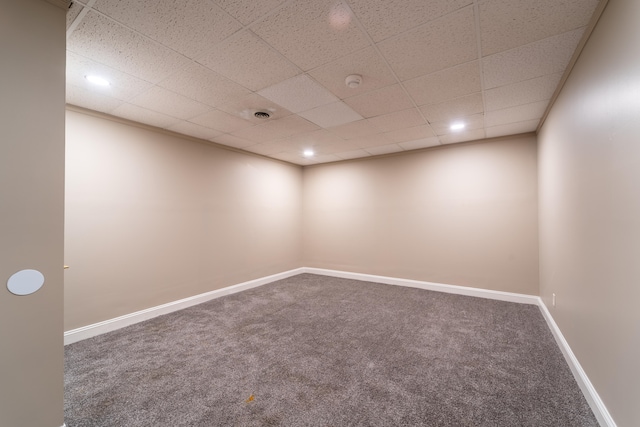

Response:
(64, 273), (598, 426)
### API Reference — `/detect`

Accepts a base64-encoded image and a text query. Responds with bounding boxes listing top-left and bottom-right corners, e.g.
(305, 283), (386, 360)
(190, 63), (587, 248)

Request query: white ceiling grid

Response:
(66, 0), (601, 165)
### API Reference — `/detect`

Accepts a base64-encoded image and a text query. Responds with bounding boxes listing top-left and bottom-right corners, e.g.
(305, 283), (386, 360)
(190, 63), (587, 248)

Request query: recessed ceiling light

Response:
(303, 150), (315, 157)
(85, 75), (110, 86)
(450, 122), (465, 131)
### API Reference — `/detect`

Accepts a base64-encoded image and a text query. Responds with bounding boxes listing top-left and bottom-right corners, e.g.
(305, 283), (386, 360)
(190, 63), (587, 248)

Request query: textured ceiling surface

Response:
(66, 0), (600, 165)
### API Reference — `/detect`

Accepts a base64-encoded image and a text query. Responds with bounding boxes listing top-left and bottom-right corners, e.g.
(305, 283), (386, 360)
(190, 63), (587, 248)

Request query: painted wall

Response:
(303, 135), (539, 295)
(64, 110), (303, 330)
(538, 0), (640, 424)
(0, 0), (66, 426)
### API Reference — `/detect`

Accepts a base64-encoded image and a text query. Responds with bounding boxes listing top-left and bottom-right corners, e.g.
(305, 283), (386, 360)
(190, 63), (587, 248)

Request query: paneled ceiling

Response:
(66, 0), (601, 165)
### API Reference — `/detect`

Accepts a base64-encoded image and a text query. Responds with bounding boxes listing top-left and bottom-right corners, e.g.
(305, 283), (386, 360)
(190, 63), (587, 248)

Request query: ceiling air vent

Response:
(254, 111), (271, 119)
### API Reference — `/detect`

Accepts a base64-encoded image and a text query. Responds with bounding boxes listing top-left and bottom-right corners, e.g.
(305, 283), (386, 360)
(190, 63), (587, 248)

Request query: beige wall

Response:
(303, 135), (539, 295)
(0, 0), (66, 426)
(64, 110), (303, 330)
(538, 0), (640, 424)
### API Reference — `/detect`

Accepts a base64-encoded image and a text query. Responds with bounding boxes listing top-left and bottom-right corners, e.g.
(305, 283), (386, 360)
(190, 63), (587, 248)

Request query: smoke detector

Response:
(345, 74), (362, 89)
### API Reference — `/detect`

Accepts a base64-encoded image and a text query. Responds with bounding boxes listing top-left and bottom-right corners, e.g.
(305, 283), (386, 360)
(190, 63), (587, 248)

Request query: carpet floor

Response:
(65, 273), (597, 426)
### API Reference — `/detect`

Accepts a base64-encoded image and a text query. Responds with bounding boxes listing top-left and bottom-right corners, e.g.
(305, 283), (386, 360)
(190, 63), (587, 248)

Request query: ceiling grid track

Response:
(66, 0), (97, 40)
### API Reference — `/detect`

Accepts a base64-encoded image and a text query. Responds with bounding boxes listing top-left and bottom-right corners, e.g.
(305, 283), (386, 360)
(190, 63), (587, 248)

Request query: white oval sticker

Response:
(7, 269), (45, 296)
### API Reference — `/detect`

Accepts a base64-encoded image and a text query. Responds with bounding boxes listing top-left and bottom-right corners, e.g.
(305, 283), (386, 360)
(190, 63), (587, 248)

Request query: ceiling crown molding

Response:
(45, 0), (73, 10)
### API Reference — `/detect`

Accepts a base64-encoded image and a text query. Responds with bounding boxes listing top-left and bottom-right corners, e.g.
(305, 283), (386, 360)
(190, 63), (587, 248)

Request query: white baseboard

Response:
(304, 268), (615, 426)
(63, 267), (615, 427)
(63, 268), (305, 345)
(302, 267), (540, 305)
(537, 300), (616, 427)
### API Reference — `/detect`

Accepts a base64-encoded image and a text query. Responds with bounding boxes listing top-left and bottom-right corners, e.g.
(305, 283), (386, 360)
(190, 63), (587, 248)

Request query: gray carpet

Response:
(65, 274), (597, 426)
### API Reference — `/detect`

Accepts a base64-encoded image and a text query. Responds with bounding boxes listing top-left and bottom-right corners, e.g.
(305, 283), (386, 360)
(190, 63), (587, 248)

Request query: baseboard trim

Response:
(63, 267), (615, 426)
(537, 299), (616, 427)
(302, 267), (539, 305)
(304, 268), (614, 426)
(64, 268), (305, 345)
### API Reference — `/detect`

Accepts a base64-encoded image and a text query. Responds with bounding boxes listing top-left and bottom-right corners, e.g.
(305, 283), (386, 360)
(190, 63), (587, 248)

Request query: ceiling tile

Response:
(167, 121), (224, 141)
(243, 142), (288, 156)
(335, 149), (371, 160)
(298, 101), (363, 128)
(378, 6), (477, 81)
(278, 135), (348, 155)
(484, 73), (562, 111)
(258, 74), (338, 113)
(198, 30), (300, 92)
(482, 28), (585, 89)
(419, 93), (484, 122)
(349, 133), (394, 148)
(213, 0), (289, 26)
(67, 11), (191, 83)
(280, 129), (347, 146)
(269, 151), (299, 162)
(129, 87), (212, 120)
(398, 137), (441, 150)
(211, 134), (256, 149)
(348, 0), (473, 42)
(66, 52), (154, 102)
(259, 138), (300, 154)
(269, 151), (310, 164)
(439, 128), (486, 144)
(310, 140), (362, 155)
(327, 119), (380, 140)
(484, 100), (548, 127)
(364, 144), (405, 156)
(110, 103), (182, 129)
(232, 115), (320, 143)
(479, 0), (600, 55)
(310, 153), (343, 164)
(251, 0), (370, 70)
(485, 119), (539, 138)
(385, 125), (435, 143)
(403, 61), (481, 106)
(216, 93), (293, 124)
(158, 62), (252, 108)
(307, 47), (397, 99)
(270, 130), (351, 158)
(430, 113), (485, 135)
(344, 84), (414, 118)
(189, 110), (255, 133)
(66, 84), (124, 114)
(367, 108), (426, 132)
(93, 0), (242, 59)
(271, 152), (321, 166)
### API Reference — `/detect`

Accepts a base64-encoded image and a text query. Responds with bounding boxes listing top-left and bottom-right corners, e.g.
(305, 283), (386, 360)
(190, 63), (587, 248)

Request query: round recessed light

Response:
(450, 122), (466, 131)
(85, 75), (110, 86)
(345, 74), (362, 89)
(303, 149), (315, 157)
